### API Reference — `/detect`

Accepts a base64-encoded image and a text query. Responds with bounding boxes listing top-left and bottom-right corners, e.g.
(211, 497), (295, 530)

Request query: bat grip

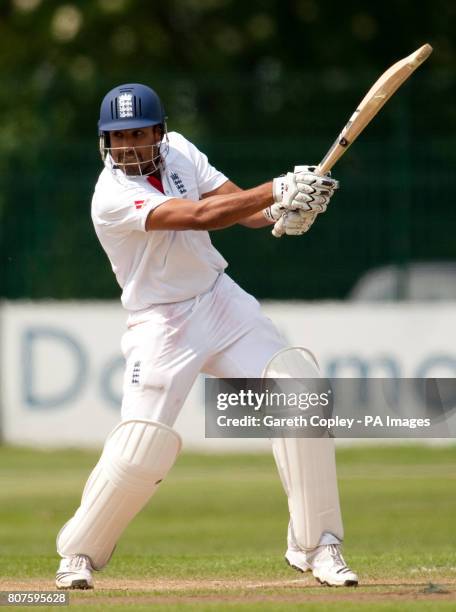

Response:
(272, 215), (285, 238)
(314, 163), (330, 176)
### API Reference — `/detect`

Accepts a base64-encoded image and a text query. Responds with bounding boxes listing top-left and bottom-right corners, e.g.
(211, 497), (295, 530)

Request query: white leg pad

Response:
(272, 436), (344, 550)
(264, 347), (344, 550)
(57, 419), (182, 569)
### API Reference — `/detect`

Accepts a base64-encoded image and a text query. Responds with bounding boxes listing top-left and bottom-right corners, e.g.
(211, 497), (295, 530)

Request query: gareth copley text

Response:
(216, 414), (432, 429)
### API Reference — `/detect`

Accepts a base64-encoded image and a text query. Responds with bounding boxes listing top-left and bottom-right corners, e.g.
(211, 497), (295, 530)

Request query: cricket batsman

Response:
(55, 83), (358, 589)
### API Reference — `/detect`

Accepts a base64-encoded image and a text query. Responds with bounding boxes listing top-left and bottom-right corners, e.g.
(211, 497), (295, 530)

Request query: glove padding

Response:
(272, 210), (318, 237)
(264, 204), (317, 235)
(272, 165), (339, 213)
(263, 202), (288, 222)
(271, 165), (338, 237)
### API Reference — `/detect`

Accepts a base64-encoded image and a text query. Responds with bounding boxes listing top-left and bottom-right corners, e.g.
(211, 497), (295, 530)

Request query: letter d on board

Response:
(22, 327), (88, 409)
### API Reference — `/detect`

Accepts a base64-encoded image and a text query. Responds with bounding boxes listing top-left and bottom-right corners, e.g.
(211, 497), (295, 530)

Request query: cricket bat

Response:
(273, 43), (433, 237)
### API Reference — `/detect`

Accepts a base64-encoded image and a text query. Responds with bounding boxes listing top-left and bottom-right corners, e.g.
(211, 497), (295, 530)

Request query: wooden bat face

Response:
(272, 44), (432, 237)
(316, 44), (432, 175)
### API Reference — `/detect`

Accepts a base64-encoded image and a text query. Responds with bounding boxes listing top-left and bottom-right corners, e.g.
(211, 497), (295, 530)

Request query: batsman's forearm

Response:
(238, 211), (274, 228)
(196, 182), (273, 230)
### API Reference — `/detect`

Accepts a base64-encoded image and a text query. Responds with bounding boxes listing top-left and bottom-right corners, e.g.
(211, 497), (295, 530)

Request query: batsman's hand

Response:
(263, 203), (318, 235)
(273, 210), (318, 236)
(271, 165), (339, 238)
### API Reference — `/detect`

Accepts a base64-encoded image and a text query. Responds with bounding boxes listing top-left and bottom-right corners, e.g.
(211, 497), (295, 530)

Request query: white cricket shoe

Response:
(286, 544), (358, 587)
(55, 554), (94, 590)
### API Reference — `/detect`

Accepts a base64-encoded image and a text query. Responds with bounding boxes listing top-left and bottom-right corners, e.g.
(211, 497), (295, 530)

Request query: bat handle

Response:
(272, 215), (285, 238)
(295, 163), (329, 176)
(314, 163), (330, 176)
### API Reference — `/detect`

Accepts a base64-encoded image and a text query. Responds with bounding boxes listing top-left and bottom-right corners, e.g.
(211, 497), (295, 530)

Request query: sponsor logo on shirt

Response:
(170, 172), (187, 195)
(134, 200), (145, 209)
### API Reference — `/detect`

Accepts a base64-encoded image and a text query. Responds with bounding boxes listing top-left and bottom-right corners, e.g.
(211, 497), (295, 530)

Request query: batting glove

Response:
(271, 165), (339, 237)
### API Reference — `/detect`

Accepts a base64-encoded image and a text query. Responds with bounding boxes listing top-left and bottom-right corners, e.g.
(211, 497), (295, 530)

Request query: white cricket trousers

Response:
(121, 273), (286, 426)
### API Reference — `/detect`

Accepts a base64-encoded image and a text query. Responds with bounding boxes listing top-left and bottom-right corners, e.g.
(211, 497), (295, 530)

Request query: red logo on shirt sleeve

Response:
(134, 200), (145, 209)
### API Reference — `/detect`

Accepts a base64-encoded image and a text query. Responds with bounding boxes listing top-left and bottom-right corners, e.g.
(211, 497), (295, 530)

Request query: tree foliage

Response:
(0, 0), (455, 298)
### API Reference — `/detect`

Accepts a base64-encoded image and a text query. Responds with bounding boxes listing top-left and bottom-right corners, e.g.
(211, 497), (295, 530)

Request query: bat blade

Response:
(272, 44), (432, 238)
(316, 43), (432, 175)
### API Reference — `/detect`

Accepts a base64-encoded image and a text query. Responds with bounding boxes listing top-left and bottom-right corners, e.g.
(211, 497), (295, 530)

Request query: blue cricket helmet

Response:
(98, 83), (166, 133)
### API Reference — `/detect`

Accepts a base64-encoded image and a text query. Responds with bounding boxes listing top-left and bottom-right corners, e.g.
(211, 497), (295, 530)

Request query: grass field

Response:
(0, 444), (455, 610)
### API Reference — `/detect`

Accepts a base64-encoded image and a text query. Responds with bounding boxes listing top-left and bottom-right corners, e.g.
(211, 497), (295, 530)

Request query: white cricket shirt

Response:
(91, 131), (229, 313)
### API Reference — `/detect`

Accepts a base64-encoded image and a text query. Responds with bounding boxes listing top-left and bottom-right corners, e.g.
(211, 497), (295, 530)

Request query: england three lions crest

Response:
(170, 172), (187, 195)
(118, 93), (134, 118)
